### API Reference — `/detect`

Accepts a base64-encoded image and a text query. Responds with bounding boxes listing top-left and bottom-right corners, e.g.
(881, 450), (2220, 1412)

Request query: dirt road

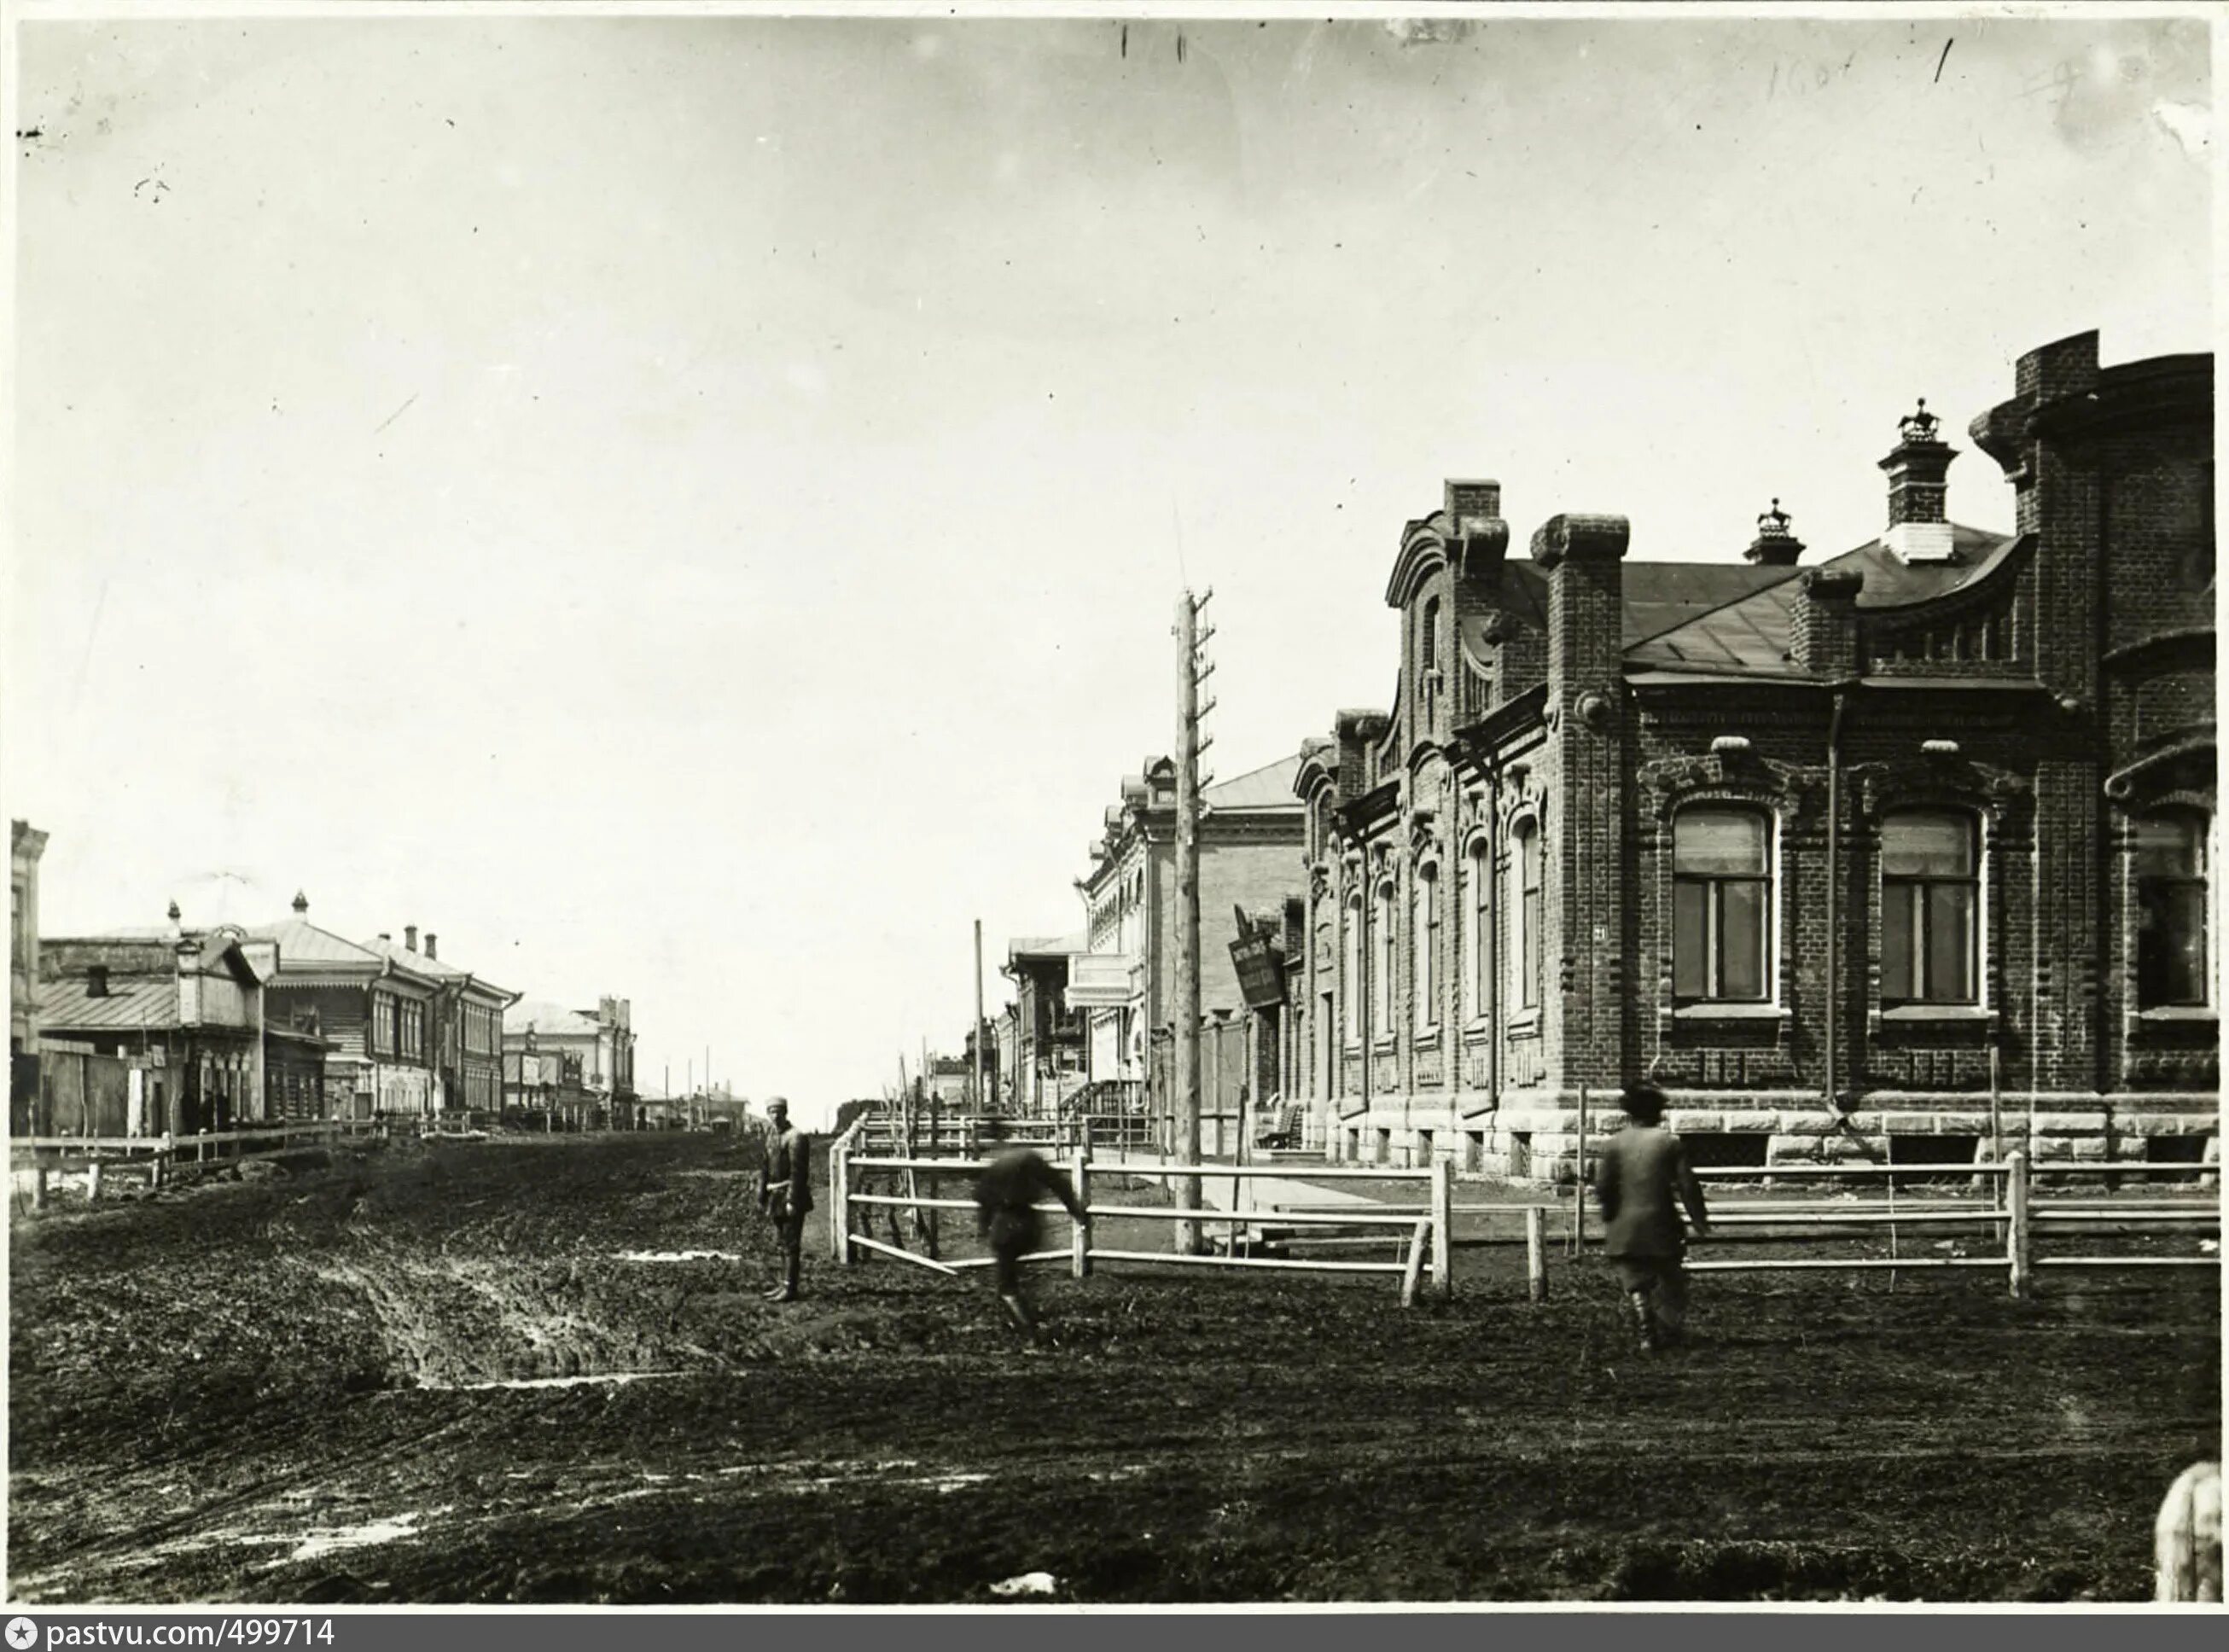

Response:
(9, 1133), (2218, 1603)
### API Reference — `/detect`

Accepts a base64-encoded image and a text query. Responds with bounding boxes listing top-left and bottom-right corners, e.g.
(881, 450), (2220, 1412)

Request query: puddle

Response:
(278, 1510), (436, 1565)
(408, 1371), (688, 1393)
(614, 1249), (742, 1263)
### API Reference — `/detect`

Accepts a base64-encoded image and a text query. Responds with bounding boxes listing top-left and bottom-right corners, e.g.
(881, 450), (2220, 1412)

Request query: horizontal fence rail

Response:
(1669, 1155), (2218, 1295)
(830, 1136), (1453, 1306)
(9, 1120), (390, 1207)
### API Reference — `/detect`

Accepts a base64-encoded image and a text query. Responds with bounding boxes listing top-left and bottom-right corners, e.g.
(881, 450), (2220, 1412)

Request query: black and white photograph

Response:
(3, 0), (2221, 1611)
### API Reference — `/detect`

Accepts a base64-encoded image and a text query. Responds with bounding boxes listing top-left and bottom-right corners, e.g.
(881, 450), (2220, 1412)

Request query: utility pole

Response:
(1173, 586), (1214, 1254)
(973, 919), (988, 1114)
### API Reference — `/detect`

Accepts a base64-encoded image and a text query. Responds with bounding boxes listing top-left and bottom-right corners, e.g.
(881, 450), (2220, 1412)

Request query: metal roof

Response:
(1202, 753), (1304, 812)
(242, 918), (385, 970)
(358, 935), (514, 1000)
(38, 975), (180, 1032)
(1627, 526), (2022, 675)
(504, 999), (603, 1038)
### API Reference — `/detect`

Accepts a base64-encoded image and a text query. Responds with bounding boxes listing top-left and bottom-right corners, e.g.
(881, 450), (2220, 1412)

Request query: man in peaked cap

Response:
(756, 1097), (812, 1303)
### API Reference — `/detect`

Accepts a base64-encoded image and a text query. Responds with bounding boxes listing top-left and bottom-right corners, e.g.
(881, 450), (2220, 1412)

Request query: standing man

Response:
(1592, 1082), (1710, 1352)
(972, 1117), (1085, 1338)
(756, 1096), (812, 1303)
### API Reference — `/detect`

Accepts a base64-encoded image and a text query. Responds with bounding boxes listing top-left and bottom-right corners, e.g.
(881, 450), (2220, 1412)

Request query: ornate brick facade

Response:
(1294, 333), (2216, 1180)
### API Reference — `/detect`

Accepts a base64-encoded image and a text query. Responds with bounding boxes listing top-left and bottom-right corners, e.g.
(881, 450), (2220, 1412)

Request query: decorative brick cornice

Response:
(1849, 753), (2032, 827)
(1529, 513), (1631, 570)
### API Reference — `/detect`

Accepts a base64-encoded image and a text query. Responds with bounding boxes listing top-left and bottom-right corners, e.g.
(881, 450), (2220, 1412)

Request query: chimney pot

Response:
(1744, 497), (1806, 567)
(1881, 398), (1958, 560)
(292, 890), (309, 915)
(404, 925), (418, 952)
(87, 964), (109, 998)
(426, 934), (438, 960)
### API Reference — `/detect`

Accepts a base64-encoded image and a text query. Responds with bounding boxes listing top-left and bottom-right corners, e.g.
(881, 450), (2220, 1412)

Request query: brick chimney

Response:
(1531, 512), (1630, 699)
(1794, 568), (1865, 677)
(86, 963), (109, 998)
(1881, 399), (1958, 563)
(425, 934), (438, 960)
(292, 890), (309, 916)
(1744, 498), (1806, 567)
(404, 924), (418, 953)
(1333, 709), (1391, 805)
(1446, 479), (1501, 540)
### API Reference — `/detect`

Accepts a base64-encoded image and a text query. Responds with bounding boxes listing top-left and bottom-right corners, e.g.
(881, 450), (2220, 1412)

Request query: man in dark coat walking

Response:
(1592, 1082), (1711, 1352)
(756, 1097), (812, 1303)
(972, 1117), (1085, 1337)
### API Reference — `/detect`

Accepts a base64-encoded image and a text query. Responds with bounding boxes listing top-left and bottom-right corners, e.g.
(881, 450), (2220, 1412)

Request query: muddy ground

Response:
(8, 1133), (2220, 1604)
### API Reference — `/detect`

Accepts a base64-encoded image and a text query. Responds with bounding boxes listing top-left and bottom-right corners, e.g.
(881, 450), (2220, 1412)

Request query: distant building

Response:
(1293, 331), (2214, 1178)
(359, 925), (518, 1117)
(1002, 932), (1087, 1116)
(10, 820), (49, 1131)
(503, 996), (637, 1129)
(246, 893), (440, 1120)
(1071, 753), (1307, 1142)
(36, 925), (328, 1135)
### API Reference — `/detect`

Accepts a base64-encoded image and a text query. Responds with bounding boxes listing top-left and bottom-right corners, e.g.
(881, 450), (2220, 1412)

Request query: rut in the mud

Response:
(9, 1132), (2220, 1605)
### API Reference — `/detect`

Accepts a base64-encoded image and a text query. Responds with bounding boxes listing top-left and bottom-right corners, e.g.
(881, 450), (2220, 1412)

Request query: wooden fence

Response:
(10, 1119), (389, 1207)
(831, 1144), (1453, 1306)
(1672, 1155), (2220, 1296)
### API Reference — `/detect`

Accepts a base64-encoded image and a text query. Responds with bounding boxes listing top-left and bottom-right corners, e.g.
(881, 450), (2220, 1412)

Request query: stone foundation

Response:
(1320, 1091), (2220, 1183)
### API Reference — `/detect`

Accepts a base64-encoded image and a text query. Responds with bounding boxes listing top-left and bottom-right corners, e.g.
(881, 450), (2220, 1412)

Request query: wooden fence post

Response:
(1526, 1205), (1548, 1303)
(2007, 1149), (2032, 1299)
(831, 1143), (852, 1265)
(1400, 1219), (1427, 1307)
(87, 1158), (102, 1202)
(1072, 1145), (1091, 1279)
(32, 1160), (47, 1210)
(1430, 1155), (1452, 1299)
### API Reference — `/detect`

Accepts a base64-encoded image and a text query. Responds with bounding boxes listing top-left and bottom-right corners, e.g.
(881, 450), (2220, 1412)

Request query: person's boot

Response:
(1627, 1292), (1660, 1353)
(999, 1292), (1036, 1336)
(765, 1254), (800, 1302)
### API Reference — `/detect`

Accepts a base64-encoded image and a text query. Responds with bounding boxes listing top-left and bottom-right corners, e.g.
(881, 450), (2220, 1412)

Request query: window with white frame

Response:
(2135, 811), (2210, 1008)
(1511, 817), (1542, 1011)
(1414, 862), (1439, 1031)
(1674, 807), (1772, 1003)
(1880, 811), (1979, 1006)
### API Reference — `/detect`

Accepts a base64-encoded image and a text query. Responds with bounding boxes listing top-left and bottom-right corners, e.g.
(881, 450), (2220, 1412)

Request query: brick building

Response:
(1294, 331), (2215, 1178)
(1070, 753), (1306, 1144)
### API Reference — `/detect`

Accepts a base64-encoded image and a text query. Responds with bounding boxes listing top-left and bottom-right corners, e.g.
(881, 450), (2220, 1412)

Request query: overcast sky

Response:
(7, 9), (2211, 1127)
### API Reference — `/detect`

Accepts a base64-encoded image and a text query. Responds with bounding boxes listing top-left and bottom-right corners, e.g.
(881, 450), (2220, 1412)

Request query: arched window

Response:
(1466, 836), (1492, 1023)
(1673, 807), (1772, 1003)
(1420, 596), (1442, 726)
(2136, 811), (2209, 1008)
(1374, 879), (1397, 1035)
(1414, 863), (1439, 1032)
(1511, 817), (1543, 1011)
(1880, 811), (1978, 1005)
(1343, 893), (1363, 1050)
